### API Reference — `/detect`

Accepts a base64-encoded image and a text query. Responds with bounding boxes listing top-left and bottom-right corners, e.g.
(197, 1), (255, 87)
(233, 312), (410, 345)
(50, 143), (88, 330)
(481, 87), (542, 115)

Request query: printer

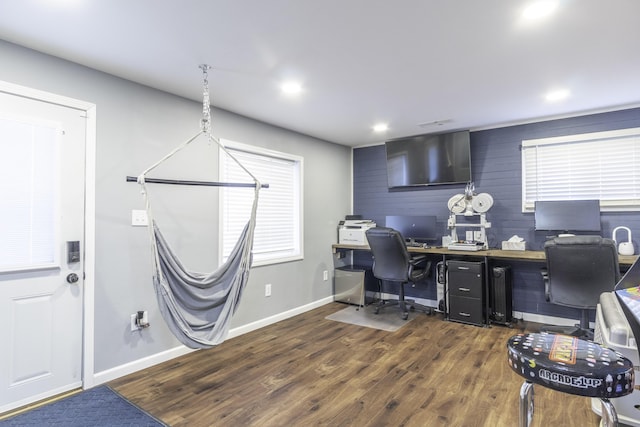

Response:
(338, 219), (376, 245)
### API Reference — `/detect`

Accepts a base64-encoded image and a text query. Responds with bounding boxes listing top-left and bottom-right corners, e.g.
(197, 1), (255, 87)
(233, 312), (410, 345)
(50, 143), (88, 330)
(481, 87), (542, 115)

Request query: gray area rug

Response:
(325, 304), (416, 332)
(0, 385), (167, 426)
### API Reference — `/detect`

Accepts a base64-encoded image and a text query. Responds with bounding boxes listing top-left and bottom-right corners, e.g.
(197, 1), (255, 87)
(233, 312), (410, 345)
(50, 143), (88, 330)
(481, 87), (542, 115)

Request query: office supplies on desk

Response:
(501, 235), (526, 251)
(338, 219), (376, 245)
(406, 241), (429, 248)
(613, 226), (634, 256)
(448, 241), (486, 251)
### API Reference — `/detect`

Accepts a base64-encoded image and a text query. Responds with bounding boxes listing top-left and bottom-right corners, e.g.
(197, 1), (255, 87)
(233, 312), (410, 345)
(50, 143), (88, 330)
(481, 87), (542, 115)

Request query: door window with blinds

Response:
(0, 115), (60, 272)
(219, 140), (303, 266)
(521, 127), (640, 212)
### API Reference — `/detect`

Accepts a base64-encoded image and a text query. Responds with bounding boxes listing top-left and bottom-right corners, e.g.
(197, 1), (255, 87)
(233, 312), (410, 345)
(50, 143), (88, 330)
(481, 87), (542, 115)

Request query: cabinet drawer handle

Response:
(458, 287), (471, 292)
(458, 312), (471, 317)
(457, 266), (470, 270)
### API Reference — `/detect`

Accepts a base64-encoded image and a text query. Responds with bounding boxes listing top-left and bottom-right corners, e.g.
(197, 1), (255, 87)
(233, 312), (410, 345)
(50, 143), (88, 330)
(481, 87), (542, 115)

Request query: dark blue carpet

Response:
(0, 385), (168, 426)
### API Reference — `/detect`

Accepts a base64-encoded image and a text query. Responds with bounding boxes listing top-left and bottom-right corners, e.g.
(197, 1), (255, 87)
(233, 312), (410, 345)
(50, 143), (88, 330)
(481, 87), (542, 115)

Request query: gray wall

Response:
(0, 40), (352, 373)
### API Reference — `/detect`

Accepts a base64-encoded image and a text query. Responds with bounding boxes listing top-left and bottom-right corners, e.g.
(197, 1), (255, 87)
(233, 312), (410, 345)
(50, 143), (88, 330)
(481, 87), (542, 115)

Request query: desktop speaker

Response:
(436, 261), (446, 312)
(491, 266), (512, 325)
(437, 261), (446, 284)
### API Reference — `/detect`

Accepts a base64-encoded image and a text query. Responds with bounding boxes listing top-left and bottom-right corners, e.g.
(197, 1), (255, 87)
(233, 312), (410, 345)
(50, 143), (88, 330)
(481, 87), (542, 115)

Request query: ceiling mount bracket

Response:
(199, 64), (212, 134)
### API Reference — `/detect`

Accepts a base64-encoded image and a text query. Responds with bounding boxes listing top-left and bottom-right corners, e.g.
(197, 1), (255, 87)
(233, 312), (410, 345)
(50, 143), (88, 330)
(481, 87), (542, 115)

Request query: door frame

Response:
(0, 80), (97, 390)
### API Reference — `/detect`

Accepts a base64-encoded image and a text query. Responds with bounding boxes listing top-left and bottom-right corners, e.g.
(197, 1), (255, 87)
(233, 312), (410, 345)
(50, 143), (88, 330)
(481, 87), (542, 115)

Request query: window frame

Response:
(219, 139), (303, 267)
(521, 127), (640, 212)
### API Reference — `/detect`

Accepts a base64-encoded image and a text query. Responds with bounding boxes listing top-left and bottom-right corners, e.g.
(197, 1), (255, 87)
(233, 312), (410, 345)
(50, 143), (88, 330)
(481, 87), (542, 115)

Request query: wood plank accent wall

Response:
(353, 107), (640, 320)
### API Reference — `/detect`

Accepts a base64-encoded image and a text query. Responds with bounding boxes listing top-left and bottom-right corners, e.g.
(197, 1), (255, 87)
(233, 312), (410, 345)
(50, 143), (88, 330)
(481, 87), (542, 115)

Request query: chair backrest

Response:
(365, 227), (411, 283)
(544, 235), (620, 309)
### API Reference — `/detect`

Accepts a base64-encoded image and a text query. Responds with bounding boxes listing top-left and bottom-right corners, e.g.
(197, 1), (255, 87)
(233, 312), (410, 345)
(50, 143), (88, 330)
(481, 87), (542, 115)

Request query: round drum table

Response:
(507, 332), (634, 427)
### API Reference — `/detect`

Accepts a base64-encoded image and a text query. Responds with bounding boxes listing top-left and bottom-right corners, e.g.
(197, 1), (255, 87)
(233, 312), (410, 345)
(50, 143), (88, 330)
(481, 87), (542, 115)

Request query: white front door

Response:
(0, 89), (87, 412)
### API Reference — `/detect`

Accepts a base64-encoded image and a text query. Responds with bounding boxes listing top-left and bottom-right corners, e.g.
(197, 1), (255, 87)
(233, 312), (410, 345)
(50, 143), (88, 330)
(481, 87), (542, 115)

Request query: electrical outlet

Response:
(130, 314), (140, 331)
(265, 283), (272, 297)
(323, 270), (328, 281)
(131, 210), (148, 227)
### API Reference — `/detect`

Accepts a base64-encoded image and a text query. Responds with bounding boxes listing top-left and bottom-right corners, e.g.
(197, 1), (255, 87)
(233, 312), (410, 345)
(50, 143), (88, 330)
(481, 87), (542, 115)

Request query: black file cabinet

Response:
(447, 260), (485, 326)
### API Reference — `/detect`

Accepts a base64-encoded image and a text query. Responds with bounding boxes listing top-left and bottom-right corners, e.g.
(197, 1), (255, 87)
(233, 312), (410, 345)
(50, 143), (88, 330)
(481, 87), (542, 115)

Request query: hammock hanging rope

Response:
(136, 65), (262, 349)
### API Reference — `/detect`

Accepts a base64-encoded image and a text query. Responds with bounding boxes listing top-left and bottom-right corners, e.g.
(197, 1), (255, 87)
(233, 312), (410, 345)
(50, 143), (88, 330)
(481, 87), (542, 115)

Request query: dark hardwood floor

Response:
(110, 303), (601, 426)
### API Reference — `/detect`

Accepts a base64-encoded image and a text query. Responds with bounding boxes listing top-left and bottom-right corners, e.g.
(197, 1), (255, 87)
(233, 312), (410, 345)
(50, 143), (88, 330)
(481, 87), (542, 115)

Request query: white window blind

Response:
(220, 140), (303, 266)
(521, 127), (640, 212)
(0, 115), (60, 272)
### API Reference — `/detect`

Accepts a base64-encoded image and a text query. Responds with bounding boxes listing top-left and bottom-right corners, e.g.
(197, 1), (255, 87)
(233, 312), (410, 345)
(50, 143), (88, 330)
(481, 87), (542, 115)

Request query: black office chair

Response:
(540, 235), (620, 339)
(365, 227), (433, 320)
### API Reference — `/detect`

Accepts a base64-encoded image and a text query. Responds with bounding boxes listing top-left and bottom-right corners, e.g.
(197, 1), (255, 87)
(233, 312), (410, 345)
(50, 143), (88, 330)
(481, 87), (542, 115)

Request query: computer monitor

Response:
(534, 199), (601, 233)
(385, 215), (438, 244)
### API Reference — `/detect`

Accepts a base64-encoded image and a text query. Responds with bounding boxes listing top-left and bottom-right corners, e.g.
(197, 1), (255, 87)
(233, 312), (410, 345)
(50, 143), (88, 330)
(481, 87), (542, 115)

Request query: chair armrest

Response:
(409, 254), (428, 265)
(409, 255), (430, 271)
(409, 256), (431, 280)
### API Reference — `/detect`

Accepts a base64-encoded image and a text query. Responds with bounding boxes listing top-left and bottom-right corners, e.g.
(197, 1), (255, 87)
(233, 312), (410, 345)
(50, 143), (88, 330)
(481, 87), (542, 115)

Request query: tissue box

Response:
(502, 241), (526, 251)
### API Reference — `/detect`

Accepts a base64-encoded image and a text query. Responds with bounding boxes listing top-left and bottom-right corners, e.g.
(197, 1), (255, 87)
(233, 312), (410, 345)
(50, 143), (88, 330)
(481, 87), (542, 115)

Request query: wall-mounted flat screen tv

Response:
(385, 130), (471, 188)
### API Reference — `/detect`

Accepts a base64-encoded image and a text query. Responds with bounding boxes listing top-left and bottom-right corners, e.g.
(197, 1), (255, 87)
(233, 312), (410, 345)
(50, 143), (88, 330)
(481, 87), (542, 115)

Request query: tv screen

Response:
(385, 215), (438, 243)
(385, 130), (471, 188)
(534, 200), (601, 232)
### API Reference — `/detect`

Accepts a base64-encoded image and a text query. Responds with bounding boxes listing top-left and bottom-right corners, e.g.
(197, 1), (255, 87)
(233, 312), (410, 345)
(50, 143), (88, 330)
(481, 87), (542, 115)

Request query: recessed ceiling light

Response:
(523, 1), (558, 20)
(373, 123), (389, 133)
(545, 89), (570, 102)
(281, 81), (302, 95)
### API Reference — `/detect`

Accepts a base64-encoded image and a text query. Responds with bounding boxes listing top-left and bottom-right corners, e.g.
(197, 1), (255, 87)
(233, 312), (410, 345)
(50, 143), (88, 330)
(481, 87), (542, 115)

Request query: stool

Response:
(507, 332), (634, 427)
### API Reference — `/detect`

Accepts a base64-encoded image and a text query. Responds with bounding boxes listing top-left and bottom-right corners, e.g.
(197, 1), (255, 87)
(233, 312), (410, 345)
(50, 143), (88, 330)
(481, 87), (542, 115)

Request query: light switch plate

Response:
(131, 209), (148, 227)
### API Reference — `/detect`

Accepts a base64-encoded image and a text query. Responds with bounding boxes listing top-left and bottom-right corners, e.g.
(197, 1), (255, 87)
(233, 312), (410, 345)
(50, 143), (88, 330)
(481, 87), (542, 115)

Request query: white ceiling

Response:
(0, 0), (639, 147)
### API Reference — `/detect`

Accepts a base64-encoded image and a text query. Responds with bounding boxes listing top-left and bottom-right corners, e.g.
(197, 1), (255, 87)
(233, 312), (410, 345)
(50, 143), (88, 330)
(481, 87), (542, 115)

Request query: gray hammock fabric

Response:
(138, 130), (261, 349)
(152, 217), (254, 348)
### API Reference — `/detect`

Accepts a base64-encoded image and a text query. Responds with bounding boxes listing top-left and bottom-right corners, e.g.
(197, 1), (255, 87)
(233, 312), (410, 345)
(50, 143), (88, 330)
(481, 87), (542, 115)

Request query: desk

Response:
(332, 244), (638, 326)
(332, 244), (638, 266)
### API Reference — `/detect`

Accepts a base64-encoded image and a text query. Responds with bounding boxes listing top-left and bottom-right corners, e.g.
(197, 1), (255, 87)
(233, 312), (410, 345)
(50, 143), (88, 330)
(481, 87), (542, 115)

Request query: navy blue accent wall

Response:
(353, 107), (640, 320)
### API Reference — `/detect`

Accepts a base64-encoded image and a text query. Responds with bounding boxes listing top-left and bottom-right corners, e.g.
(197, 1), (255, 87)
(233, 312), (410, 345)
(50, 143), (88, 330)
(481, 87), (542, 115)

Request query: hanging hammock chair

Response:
(134, 65), (263, 349)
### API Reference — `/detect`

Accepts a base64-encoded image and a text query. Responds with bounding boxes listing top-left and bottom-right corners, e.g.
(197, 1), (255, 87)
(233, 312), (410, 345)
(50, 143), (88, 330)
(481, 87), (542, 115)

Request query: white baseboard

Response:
(513, 310), (594, 329)
(227, 296), (333, 339)
(92, 345), (194, 387)
(90, 296), (335, 386)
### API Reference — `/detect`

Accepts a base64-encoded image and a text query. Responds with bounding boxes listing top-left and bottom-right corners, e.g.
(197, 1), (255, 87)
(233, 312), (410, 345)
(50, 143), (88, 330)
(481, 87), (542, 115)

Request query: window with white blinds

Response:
(521, 127), (640, 212)
(220, 140), (303, 266)
(0, 115), (60, 272)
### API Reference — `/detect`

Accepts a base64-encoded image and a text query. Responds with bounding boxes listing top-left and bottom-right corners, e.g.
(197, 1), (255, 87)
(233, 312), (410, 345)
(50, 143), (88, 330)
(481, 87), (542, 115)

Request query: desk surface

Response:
(332, 243), (638, 266)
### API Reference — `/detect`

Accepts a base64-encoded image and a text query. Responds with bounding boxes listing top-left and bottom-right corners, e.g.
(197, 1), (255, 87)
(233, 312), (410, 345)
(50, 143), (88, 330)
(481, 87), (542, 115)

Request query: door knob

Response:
(66, 273), (79, 284)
